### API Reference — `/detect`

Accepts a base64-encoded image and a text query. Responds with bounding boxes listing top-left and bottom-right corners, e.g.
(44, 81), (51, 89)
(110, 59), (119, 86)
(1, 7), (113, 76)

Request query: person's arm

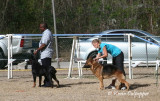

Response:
(94, 53), (101, 61)
(95, 46), (108, 60)
(34, 44), (46, 55)
(101, 46), (108, 58)
(95, 53), (101, 60)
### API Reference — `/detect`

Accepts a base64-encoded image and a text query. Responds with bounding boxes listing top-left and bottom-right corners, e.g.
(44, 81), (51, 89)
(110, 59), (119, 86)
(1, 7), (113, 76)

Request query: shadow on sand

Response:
(58, 81), (98, 88)
(129, 83), (151, 90)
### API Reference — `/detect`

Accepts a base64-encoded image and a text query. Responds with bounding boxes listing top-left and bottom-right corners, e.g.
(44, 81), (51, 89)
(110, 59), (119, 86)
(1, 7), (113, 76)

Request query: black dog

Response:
(31, 55), (59, 88)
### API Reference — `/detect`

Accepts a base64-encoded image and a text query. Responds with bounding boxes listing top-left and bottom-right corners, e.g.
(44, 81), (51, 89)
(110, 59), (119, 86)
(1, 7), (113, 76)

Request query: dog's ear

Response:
(88, 57), (93, 61)
(87, 57), (94, 64)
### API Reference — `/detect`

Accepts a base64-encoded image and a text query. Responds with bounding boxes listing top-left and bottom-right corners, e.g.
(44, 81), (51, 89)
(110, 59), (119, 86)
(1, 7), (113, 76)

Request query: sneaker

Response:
(106, 84), (116, 89)
(41, 83), (52, 87)
(121, 86), (126, 90)
(111, 86), (116, 89)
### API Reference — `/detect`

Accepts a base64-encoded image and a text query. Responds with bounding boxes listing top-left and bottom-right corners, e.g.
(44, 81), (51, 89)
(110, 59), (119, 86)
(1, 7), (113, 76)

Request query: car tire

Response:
(0, 49), (7, 69)
(87, 51), (98, 59)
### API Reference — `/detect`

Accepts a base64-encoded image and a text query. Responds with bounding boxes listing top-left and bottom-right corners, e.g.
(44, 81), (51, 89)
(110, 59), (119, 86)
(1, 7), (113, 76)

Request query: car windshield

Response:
(153, 37), (160, 42)
(137, 30), (160, 43)
(79, 30), (160, 43)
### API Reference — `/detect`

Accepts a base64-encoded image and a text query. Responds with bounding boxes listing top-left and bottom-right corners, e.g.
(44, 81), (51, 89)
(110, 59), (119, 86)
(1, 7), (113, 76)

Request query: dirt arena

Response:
(0, 67), (160, 101)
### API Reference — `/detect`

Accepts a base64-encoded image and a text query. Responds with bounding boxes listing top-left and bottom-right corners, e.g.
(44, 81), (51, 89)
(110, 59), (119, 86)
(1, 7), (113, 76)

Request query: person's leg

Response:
(41, 58), (51, 87)
(109, 52), (125, 88)
(109, 57), (116, 87)
(114, 52), (125, 76)
(113, 52), (126, 89)
(41, 58), (51, 66)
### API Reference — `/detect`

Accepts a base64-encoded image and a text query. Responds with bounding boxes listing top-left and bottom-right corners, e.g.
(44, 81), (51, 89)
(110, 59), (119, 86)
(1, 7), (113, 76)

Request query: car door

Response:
(124, 31), (150, 61)
(144, 37), (160, 61)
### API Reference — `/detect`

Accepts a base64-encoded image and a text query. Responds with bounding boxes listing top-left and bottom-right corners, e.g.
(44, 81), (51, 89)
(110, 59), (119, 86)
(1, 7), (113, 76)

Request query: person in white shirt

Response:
(34, 22), (54, 87)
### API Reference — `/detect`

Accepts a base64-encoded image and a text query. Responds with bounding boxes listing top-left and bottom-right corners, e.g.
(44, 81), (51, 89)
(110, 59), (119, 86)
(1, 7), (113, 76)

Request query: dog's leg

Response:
(48, 74), (53, 88)
(32, 75), (36, 88)
(98, 77), (104, 90)
(53, 75), (60, 87)
(117, 74), (130, 90)
(116, 82), (121, 90)
(120, 79), (130, 90)
(112, 79), (121, 90)
(39, 76), (42, 87)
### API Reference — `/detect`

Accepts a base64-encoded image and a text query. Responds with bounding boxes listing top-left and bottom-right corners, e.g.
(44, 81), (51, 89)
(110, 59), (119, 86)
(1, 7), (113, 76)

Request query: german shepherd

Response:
(31, 55), (59, 88)
(83, 57), (129, 90)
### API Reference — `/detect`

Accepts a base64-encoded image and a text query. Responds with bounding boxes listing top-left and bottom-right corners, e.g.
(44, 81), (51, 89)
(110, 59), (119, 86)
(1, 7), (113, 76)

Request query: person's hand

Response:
(93, 57), (99, 62)
(34, 50), (38, 55)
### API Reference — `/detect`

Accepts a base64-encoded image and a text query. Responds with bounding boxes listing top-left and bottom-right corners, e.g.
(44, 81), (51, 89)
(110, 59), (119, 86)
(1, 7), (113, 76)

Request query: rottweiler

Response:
(83, 57), (129, 90)
(31, 56), (59, 88)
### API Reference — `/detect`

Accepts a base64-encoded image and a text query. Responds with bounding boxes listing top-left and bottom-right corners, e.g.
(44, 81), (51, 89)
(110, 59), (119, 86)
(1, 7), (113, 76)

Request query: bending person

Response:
(92, 39), (126, 90)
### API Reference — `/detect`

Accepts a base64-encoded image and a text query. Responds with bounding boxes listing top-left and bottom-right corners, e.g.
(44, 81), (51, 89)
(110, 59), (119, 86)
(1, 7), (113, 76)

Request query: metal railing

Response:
(1, 33), (160, 80)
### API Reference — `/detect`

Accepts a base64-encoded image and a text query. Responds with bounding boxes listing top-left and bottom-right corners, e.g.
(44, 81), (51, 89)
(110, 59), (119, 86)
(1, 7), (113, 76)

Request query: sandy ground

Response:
(0, 67), (160, 101)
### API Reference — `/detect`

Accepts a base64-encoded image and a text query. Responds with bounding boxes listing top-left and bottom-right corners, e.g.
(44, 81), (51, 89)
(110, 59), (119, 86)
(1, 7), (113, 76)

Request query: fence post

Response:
(156, 58), (159, 86)
(76, 37), (80, 59)
(145, 37), (149, 68)
(10, 35), (13, 78)
(51, 0), (60, 68)
(7, 34), (13, 79)
(128, 34), (133, 79)
(67, 36), (77, 78)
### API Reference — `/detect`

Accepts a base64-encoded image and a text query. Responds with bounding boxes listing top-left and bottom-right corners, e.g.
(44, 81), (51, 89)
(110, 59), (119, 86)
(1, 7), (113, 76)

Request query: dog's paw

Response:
(56, 85), (60, 88)
(56, 81), (60, 88)
(100, 87), (104, 90)
(116, 86), (120, 90)
(126, 87), (130, 91)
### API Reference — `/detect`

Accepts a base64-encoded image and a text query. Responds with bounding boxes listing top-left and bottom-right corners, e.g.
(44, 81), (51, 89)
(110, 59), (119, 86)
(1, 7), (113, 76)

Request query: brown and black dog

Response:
(83, 57), (129, 90)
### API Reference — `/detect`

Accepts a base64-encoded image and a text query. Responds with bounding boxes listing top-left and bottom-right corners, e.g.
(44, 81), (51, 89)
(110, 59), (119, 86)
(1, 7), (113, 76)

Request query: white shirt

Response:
(39, 29), (54, 59)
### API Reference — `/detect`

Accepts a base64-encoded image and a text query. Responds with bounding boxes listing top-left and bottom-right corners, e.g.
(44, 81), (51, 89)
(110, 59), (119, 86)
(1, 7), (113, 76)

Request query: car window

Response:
(125, 31), (145, 42)
(100, 31), (127, 42)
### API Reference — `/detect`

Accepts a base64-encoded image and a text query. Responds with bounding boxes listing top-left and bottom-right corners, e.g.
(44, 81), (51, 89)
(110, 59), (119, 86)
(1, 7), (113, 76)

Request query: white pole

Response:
(10, 35), (13, 78)
(68, 37), (76, 78)
(51, 0), (60, 68)
(128, 34), (133, 79)
(76, 38), (80, 58)
(156, 58), (159, 86)
(156, 58), (159, 71)
(7, 34), (11, 79)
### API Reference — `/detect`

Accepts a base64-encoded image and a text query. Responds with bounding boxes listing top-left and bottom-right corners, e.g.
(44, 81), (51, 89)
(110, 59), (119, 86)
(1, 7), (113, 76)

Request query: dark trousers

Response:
(41, 58), (51, 86)
(112, 51), (126, 87)
(112, 51), (126, 76)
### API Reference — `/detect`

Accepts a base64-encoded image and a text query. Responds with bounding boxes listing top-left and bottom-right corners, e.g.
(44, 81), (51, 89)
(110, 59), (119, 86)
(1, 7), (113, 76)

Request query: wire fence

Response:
(1, 34), (160, 67)
(0, 34), (160, 81)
